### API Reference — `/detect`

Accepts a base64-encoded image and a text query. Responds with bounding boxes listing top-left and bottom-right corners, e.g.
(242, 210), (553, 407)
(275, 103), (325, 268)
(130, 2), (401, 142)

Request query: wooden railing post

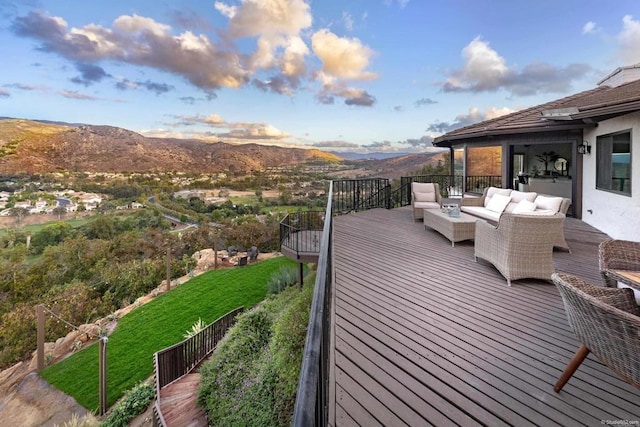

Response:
(99, 337), (108, 416)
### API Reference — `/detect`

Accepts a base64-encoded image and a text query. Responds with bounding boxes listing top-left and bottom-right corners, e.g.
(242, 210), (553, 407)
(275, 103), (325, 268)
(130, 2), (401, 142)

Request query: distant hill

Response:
(0, 118), (342, 174)
(335, 152), (448, 180)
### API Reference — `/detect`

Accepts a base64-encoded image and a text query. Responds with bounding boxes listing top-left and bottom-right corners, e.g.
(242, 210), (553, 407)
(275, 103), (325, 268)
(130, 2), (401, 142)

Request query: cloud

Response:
(59, 90), (98, 100)
(0, 88), (10, 98)
(168, 113), (290, 141)
(12, 10), (248, 91)
(400, 136), (434, 148)
(617, 15), (640, 64)
(342, 12), (354, 31)
(582, 21), (598, 35)
(414, 97), (437, 107)
(311, 140), (359, 149)
(12, 5), (380, 104)
(315, 82), (376, 106)
(394, 106), (404, 112)
(427, 106), (514, 133)
(114, 78), (174, 94)
(441, 37), (591, 96)
(70, 62), (111, 86)
(5, 82), (49, 91)
(312, 29), (377, 81)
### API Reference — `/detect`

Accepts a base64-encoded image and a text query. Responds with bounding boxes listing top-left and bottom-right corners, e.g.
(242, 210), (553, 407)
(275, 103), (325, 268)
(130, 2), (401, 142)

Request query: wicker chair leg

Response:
(554, 344), (590, 392)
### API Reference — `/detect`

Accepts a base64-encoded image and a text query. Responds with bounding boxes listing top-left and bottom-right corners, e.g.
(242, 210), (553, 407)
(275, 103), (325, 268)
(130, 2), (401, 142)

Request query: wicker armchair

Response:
(551, 273), (640, 392)
(598, 239), (640, 287)
(411, 182), (442, 220)
(474, 213), (564, 286)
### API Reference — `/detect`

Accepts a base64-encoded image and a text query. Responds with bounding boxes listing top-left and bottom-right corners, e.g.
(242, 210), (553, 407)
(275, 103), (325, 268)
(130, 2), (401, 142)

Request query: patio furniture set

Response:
(413, 182), (640, 393)
(413, 182), (569, 286)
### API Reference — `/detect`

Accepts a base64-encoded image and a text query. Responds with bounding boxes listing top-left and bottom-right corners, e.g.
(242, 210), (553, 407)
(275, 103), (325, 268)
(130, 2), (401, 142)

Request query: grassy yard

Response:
(40, 256), (296, 411)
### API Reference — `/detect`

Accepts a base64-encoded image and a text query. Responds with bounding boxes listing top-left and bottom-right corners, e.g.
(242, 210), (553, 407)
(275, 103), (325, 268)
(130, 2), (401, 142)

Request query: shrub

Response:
(198, 274), (315, 426)
(267, 266), (300, 294)
(100, 382), (154, 427)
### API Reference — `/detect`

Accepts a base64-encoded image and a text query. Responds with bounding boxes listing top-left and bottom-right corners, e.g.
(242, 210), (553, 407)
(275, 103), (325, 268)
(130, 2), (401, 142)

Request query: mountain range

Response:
(0, 118), (444, 177)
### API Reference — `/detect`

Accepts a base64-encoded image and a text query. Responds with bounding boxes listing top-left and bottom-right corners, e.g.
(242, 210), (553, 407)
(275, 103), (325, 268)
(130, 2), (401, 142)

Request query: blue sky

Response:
(1, 0), (639, 154)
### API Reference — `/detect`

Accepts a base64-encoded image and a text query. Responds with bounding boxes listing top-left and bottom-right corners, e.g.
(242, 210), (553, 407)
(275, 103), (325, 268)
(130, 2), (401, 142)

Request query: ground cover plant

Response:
(40, 256), (295, 411)
(198, 271), (314, 426)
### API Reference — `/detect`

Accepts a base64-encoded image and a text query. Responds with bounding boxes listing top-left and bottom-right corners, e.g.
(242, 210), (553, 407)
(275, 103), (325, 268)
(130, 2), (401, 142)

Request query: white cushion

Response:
(484, 187), (512, 207)
(485, 194), (512, 213)
(509, 191), (537, 203)
(414, 201), (440, 210)
(412, 183), (437, 202)
(461, 206), (501, 222)
(513, 200), (537, 214)
(414, 191), (436, 202)
(534, 195), (563, 212)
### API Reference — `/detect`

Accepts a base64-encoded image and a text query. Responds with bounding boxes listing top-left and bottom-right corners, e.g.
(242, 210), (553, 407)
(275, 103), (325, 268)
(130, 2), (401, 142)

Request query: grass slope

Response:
(40, 256), (295, 411)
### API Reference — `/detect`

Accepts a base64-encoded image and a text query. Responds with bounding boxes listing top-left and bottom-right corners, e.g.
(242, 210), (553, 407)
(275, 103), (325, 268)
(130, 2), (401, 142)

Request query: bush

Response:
(198, 274), (315, 426)
(267, 266), (301, 294)
(100, 382), (154, 427)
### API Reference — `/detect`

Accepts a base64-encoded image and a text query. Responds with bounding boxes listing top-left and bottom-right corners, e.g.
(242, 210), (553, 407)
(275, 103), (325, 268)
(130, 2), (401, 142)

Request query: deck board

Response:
(330, 207), (640, 426)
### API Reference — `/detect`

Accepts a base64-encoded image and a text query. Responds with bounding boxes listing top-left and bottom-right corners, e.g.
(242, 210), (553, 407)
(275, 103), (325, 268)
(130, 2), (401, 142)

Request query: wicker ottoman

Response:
(423, 209), (479, 247)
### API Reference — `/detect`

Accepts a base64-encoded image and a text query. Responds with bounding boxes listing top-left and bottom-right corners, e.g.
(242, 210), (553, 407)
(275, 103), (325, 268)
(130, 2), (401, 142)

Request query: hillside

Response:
(336, 151), (448, 179)
(0, 119), (341, 174)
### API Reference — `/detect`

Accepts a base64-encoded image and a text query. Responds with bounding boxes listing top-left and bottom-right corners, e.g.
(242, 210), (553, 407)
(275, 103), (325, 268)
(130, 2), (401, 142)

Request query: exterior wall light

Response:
(577, 140), (591, 155)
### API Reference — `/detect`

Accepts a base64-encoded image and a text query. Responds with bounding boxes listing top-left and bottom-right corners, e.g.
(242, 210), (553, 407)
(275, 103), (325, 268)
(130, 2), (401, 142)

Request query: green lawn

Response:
(40, 256), (296, 411)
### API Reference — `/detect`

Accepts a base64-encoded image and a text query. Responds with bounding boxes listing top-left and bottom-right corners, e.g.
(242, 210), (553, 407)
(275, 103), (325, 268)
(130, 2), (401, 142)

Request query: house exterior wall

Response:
(582, 110), (640, 239)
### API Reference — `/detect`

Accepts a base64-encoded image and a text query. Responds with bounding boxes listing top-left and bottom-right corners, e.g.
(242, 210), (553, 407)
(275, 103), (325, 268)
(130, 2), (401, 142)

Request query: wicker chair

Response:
(474, 213), (564, 286)
(598, 239), (640, 287)
(411, 182), (442, 220)
(551, 273), (640, 392)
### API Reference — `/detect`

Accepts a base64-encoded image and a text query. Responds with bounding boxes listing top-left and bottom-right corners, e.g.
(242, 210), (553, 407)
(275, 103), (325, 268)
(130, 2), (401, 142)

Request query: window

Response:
(596, 131), (631, 195)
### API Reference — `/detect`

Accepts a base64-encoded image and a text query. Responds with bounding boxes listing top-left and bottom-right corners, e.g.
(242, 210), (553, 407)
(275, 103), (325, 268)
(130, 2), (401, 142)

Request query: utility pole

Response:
(36, 305), (44, 371)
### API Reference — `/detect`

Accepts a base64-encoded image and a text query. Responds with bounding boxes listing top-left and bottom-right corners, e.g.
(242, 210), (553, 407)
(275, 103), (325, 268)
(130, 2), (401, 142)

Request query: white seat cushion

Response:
(461, 206), (502, 222)
(414, 201), (440, 210)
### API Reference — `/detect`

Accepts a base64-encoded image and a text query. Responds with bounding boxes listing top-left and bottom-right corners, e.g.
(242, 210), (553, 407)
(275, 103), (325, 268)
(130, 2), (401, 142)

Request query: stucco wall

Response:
(582, 111), (640, 240)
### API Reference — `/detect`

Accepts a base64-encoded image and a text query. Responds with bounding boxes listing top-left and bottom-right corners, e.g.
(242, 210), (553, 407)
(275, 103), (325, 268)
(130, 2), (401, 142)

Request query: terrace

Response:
(286, 179), (640, 426)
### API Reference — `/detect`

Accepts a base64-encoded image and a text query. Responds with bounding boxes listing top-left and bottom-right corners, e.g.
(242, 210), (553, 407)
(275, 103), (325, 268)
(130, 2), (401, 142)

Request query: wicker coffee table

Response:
(423, 209), (480, 247)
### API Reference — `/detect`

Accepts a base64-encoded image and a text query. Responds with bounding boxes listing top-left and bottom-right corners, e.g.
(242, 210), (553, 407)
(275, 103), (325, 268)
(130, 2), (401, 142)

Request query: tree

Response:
(9, 207), (29, 227)
(52, 206), (67, 220)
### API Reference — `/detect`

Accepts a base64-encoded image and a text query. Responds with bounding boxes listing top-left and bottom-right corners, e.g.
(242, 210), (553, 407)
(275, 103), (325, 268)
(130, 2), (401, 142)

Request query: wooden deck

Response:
(330, 207), (640, 426)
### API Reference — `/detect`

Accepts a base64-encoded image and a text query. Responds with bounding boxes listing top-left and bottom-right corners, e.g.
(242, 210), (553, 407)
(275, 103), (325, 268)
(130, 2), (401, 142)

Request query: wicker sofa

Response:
(474, 212), (565, 286)
(461, 186), (571, 251)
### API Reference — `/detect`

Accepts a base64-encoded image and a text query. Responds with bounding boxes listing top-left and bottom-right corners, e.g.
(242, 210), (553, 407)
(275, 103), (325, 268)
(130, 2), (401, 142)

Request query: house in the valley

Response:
(433, 64), (640, 240)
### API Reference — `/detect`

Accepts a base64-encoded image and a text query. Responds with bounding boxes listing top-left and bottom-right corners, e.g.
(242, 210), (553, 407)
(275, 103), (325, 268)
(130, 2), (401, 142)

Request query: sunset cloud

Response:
(442, 37), (590, 96)
(11, 4), (377, 106)
(59, 90), (99, 100)
(167, 113), (290, 142)
(0, 88), (10, 98)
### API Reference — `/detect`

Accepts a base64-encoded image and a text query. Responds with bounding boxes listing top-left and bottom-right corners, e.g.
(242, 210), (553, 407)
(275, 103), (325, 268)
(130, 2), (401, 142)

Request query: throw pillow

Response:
(513, 199), (537, 214)
(534, 195), (563, 212)
(414, 191), (436, 202)
(485, 194), (511, 213)
(484, 187), (512, 207)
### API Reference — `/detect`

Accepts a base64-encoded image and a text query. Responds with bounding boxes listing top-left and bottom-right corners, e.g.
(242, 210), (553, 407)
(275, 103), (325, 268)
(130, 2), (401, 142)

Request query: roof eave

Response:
(433, 122), (594, 147)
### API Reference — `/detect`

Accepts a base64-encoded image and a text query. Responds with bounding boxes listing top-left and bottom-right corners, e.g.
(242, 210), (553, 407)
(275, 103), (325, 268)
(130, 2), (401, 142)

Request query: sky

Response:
(1, 0), (640, 155)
